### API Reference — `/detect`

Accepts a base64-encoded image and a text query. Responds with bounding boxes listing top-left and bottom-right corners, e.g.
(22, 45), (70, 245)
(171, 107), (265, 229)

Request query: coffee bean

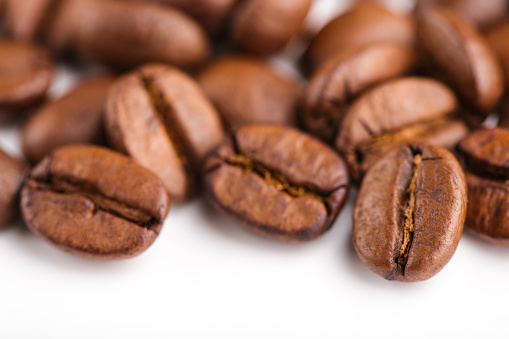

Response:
(485, 21), (509, 93)
(20, 145), (170, 259)
(105, 63), (224, 202)
(22, 75), (115, 164)
(197, 56), (299, 130)
(353, 144), (467, 282)
(203, 124), (349, 242)
(335, 77), (469, 182)
(4, 0), (55, 41)
(0, 39), (53, 113)
(304, 2), (415, 71)
(0, 148), (27, 227)
(301, 42), (416, 143)
(49, 0), (210, 69)
(416, 8), (504, 118)
(230, 0), (311, 54)
(457, 128), (509, 245)
(416, 0), (508, 27)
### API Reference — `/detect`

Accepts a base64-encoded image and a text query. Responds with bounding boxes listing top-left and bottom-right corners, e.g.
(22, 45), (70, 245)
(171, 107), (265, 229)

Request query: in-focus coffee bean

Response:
(304, 2), (415, 71)
(106, 63), (224, 202)
(0, 148), (27, 228)
(203, 124), (350, 242)
(197, 56), (299, 130)
(353, 144), (467, 282)
(0, 39), (53, 113)
(457, 128), (509, 246)
(22, 75), (115, 164)
(334, 77), (469, 182)
(20, 145), (170, 259)
(230, 0), (311, 54)
(301, 42), (415, 143)
(416, 8), (504, 119)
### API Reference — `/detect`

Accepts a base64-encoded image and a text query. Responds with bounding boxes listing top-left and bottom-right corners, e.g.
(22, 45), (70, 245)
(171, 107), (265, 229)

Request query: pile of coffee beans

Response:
(0, 0), (508, 282)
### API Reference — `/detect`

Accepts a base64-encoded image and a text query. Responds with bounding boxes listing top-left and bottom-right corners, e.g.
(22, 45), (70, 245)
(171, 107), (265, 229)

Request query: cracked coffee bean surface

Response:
(302, 42), (415, 143)
(20, 145), (170, 259)
(203, 124), (350, 242)
(105, 63), (224, 202)
(335, 77), (468, 182)
(458, 128), (509, 245)
(353, 144), (467, 282)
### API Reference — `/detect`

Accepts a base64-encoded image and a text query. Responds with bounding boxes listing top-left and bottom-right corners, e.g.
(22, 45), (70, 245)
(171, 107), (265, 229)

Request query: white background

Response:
(1, 0), (508, 338)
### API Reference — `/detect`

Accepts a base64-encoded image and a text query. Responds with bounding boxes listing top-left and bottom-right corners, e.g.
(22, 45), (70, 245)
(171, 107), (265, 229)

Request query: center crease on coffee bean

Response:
(28, 175), (159, 230)
(397, 150), (422, 274)
(140, 74), (196, 190)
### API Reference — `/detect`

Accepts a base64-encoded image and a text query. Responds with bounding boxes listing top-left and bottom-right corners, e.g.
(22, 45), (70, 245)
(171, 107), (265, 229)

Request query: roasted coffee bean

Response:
(133, 0), (237, 34)
(203, 124), (349, 242)
(197, 56), (299, 129)
(105, 63), (224, 202)
(4, 0), (56, 41)
(0, 39), (53, 113)
(230, 0), (311, 54)
(22, 75), (115, 164)
(486, 21), (509, 90)
(49, 0), (210, 69)
(457, 128), (509, 245)
(301, 42), (416, 143)
(335, 77), (469, 182)
(353, 144), (467, 282)
(416, 0), (508, 27)
(0, 148), (27, 228)
(304, 2), (415, 71)
(20, 145), (170, 259)
(416, 8), (504, 117)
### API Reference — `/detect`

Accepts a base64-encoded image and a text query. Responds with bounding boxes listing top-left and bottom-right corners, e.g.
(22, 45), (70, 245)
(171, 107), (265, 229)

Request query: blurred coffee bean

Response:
(230, 0), (312, 54)
(105, 64), (224, 202)
(22, 75), (115, 164)
(304, 2), (415, 71)
(203, 124), (350, 242)
(0, 148), (27, 228)
(485, 21), (509, 88)
(20, 145), (170, 259)
(0, 39), (53, 114)
(457, 128), (509, 246)
(197, 56), (299, 130)
(301, 42), (416, 143)
(335, 77), (469, 182)
(416, 0), (508, 28)
(4, 0), (54, 41)
(416, 8), (504, 119)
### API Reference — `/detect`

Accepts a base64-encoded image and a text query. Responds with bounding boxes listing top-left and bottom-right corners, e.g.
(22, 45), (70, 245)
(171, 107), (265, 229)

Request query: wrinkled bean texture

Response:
(198, 57), (299, 129)
(20, 145), (170, 259)
(458, 128), (509, 245)
(203, 124), (350, 242)
(335, 77), (469, 182)
(22, 75), (115, 164)
(353, 144), (467, 282)
(0, 148), (27, 227)
(106, 63), (224, 202)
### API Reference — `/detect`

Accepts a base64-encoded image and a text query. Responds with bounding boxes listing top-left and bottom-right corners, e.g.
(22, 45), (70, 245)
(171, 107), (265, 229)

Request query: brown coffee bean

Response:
(416, 0), (508, 27)
(0, 39), (53, 112)
(301, 42), (416, 143)
(4, 0), (53, 41)
(416, 8), (504, 117)
(203, 124), (350, 242)
(457, 128), (509, 245)
(20, 145), (170, 259)
(54, 0), (210, 69)
(22, 75), (115, 165)
(353, 144), (467, 282)
(486, 21), (509, 91)
(335, 77), (469, 182)
(105, 63), (224, 202)
(197, 56), (299, 129)
(230, 0), (311, 54)
(304, 2), (415, 71)
(0, 148), (27, 228)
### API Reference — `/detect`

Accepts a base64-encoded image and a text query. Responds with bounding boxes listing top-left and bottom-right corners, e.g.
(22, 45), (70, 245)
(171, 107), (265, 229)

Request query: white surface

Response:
(1, 1), (508, 338)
